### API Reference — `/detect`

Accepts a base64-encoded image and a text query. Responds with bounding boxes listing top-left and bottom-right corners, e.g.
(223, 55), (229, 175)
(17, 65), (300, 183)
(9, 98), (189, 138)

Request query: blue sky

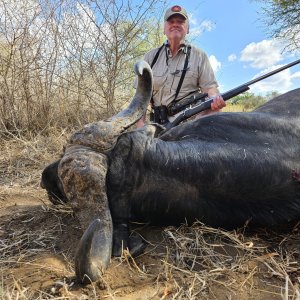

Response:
(164, 0), (300, 95)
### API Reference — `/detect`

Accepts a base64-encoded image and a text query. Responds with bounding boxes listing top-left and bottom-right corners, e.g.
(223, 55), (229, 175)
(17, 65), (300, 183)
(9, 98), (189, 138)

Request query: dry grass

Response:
(161, 223), (300, 299)
(222, 103), (249, 112)
(0, 127), (68, 189)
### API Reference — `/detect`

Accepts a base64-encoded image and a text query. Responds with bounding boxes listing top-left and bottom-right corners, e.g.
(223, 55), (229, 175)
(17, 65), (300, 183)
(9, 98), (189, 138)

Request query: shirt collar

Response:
(165, 40), (189, 57)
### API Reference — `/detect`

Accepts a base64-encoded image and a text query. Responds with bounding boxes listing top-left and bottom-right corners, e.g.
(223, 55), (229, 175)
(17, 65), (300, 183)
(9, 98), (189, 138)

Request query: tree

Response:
(253, 0), (300, 52)
(0, 0), (167, 136)
(229, 91), (267, 110)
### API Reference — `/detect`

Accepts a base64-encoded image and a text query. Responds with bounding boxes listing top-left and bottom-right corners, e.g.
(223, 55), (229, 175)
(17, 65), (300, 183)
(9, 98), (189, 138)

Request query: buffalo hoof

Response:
(129, 233), (147, 257)
(75, 219), (112, 284)
(112, 230), (146, 257)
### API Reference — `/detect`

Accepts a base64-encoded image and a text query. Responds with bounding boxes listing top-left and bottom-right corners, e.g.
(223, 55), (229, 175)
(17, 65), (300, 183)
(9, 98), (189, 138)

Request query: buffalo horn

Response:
(68, 60), (153, 152)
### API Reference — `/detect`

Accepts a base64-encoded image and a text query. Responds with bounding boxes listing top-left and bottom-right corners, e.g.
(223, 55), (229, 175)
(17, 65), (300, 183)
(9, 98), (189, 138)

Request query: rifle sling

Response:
(150, 44), (164, 108)
(173, 45), (191, 102)
(151, 44), (164, 68)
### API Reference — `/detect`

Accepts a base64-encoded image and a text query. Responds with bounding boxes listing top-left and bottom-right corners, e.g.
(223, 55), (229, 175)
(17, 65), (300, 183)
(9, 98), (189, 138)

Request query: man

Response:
(137, 5), (225, 127)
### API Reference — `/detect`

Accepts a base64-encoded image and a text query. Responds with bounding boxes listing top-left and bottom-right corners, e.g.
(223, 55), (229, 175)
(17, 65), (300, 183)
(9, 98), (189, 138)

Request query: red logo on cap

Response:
(171, 5), (182, 12)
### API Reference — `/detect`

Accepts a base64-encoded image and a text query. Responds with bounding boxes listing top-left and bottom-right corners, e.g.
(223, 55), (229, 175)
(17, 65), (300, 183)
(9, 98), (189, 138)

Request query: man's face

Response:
(164, 15), (189, 41)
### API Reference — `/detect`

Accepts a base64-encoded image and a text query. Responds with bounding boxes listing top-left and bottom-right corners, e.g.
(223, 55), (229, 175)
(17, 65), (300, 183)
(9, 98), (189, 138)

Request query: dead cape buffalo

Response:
(41, 60), (300, 283)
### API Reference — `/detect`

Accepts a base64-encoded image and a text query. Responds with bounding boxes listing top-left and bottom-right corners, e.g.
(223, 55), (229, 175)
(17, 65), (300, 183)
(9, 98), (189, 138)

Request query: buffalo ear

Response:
(41, 159), (67, 204)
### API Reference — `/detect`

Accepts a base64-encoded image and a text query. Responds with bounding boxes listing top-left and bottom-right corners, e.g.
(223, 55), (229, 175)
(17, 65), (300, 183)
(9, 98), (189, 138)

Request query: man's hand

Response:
(211, 95), (226, 111)
(195, 94), (226, 119)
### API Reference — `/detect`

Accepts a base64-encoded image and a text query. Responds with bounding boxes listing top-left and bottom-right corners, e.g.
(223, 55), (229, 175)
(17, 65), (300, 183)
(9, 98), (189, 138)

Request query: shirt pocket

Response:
(171, 69), (198, 94)
(153, 69), (167, 93)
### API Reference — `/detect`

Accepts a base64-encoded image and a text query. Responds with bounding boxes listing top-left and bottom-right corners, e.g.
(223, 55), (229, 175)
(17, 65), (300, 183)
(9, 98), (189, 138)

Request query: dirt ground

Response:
(1, 185), (300, 300)
(1, 136), (300, 299)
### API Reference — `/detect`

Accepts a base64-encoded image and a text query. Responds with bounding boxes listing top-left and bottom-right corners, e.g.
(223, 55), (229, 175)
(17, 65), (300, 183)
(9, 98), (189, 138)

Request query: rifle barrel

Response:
(225, 58), (300, 97)
(164, 58), (300, 131)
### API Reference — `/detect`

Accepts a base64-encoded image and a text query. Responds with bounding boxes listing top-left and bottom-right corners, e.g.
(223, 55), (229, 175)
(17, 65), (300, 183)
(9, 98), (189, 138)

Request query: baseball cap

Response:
(164, 5), (188, 21)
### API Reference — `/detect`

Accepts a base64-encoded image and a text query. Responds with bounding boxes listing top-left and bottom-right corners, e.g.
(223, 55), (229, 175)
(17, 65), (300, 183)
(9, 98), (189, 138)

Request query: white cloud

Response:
(189, 18), (215, 37)
(200, 20), (215, 32)
(209, 55), (221, 73)
(239, 39), (300, 93)
(291, 71), (300, 79)
(228, 54), (237, 62)
(250, 65), (295, 94)
(240, 39), (284, 69)
(188, 14), (198, 26)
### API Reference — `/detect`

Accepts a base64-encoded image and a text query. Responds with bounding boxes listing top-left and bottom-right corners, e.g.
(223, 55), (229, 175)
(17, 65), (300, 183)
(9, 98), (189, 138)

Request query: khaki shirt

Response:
(144, 42), (218, 107)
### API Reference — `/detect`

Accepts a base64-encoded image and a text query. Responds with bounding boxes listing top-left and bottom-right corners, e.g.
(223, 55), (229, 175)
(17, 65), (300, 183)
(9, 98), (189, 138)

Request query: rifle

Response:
(164, 58), (300, 130)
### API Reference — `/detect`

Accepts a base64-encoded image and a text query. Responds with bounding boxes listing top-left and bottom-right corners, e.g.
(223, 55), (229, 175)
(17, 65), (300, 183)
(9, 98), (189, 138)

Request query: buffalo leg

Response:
(109, 193), (146, 257)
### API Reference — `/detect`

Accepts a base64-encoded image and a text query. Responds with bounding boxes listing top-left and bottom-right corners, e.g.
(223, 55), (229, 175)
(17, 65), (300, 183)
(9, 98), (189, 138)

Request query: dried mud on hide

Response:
(1, 190), (300, 299)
